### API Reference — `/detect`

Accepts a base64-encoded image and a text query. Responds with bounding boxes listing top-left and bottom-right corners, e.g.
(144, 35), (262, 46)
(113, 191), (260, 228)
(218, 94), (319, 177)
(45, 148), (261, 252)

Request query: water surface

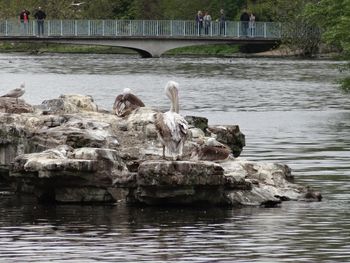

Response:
(0, 53), (349, 262)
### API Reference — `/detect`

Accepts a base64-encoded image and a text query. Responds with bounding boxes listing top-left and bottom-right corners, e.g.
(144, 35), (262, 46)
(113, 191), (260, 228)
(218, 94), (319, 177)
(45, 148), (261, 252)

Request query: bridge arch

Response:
(1, 37), (279, 58)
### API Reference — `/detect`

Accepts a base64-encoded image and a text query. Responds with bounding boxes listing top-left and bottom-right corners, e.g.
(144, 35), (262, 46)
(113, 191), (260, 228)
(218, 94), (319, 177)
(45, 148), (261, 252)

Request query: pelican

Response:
(113, 88), (145, 117)
(191, 137), (232, 161)
(1, 82), (25, 103)
(155, 81), (188, 160)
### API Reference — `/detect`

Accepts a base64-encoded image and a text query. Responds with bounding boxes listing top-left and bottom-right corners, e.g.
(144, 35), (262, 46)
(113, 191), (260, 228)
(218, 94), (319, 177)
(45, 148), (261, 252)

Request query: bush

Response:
(340, 76), (350, 92)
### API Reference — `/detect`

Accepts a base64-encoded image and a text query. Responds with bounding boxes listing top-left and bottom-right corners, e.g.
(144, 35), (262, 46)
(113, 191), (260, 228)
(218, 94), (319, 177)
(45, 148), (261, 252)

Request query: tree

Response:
(246, 0), (322, 57)
(304, 0), (350, 90)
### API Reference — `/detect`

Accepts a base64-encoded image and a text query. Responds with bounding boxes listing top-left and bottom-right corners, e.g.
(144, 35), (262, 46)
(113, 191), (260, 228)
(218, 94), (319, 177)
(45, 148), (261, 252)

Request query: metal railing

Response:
(0, 19), (282, 39)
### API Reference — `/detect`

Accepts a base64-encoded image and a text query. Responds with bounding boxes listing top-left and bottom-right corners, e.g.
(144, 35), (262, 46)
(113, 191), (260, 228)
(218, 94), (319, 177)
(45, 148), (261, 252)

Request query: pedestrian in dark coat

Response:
(19, 9), (30, 35)
(195, 11), (203, 35)
(240, 9), (250, 37)
(219, 9), (226, 35)
(34, 7), (46, 36)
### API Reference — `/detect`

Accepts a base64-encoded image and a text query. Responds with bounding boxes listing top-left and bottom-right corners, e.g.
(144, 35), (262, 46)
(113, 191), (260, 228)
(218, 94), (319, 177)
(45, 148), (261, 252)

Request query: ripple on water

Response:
(0, 54), (350, 262)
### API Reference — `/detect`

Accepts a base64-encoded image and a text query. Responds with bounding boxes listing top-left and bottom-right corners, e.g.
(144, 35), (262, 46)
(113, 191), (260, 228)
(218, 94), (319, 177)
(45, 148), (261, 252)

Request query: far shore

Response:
(0, 42), (340, 59)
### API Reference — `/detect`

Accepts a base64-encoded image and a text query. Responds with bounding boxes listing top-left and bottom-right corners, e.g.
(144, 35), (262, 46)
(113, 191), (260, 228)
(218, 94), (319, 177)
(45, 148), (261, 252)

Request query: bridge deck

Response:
(0, 20), (281, 57)
(0, 19), (281, 39)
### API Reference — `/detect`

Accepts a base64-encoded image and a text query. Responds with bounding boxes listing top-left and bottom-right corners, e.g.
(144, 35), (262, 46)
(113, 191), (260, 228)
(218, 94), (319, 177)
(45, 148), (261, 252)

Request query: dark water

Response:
(0, 53), (350, 262)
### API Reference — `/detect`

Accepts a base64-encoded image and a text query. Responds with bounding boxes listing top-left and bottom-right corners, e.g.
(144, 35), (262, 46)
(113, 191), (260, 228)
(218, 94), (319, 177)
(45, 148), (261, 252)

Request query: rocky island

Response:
(0, 94), (322, 206)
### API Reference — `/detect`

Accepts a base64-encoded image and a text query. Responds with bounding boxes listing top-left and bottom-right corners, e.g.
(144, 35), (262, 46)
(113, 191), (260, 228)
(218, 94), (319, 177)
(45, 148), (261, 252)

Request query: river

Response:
(0, 53), (349, 262)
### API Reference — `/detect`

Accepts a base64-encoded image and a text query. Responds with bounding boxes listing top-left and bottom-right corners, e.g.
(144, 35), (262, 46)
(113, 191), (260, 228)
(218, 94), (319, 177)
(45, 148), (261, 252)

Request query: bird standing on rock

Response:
(155, 81), (188, 160)
(1, 82), (25, 103)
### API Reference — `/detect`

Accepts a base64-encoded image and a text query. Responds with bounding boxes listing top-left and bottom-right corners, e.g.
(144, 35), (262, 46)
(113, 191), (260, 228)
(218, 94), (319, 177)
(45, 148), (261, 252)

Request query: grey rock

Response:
(41, 94), (98, 114)
(10, 146), (128, 203)
(0, 94), (322, 206)
(207, 125), (246, 157)
(0, 97), (34, 114)
(185, 115), (208, 132)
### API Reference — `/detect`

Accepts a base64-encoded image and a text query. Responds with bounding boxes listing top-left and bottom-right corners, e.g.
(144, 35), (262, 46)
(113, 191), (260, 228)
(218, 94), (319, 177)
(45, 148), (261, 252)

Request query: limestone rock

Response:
(127, 107), (157, 132)
(0, 97), (34, 114)
(135, 160), (227, 205)
(221, 160), (306, 202)
(137, 160), (225, 186)
(207, 125), (246, 157)
(132, 159), (297, 207)
(0, 93), (322, 206)
(10, 146), (128, 203)
(185, 115), (208, 132)
(41, 94), (98, 114)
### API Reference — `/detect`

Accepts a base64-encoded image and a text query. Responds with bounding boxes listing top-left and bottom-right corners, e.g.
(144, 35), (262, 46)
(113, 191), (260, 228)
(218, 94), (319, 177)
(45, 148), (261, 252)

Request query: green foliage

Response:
(245, 0), (312, 21)
(304, 0), (350, 55)
(304, 0), (350, 88)
(340, 76), (350, 92)
(0, 0), (246, 21)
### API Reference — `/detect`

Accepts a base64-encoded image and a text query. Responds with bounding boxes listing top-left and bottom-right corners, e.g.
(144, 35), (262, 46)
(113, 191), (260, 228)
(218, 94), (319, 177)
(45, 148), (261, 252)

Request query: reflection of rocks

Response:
(0, 94), (322, 206)
(303, 186), (322, 201)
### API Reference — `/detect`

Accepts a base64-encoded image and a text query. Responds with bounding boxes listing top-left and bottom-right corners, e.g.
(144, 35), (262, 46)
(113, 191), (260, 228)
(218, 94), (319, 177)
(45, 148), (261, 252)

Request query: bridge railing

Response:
(0, 19), (281, 39)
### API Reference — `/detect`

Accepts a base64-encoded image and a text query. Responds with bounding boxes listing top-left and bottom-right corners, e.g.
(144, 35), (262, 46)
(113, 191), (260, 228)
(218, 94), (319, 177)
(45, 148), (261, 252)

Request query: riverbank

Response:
(1, 41), (343, 60)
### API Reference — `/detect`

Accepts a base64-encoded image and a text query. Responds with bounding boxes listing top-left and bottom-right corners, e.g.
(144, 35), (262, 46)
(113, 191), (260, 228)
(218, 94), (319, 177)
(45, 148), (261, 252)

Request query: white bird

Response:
(113, 88), (145, 117)
(71, 2), (85, 6)
(155, 81), (188, 160)
(191, 137), (232, 161)
(1, 82), (25, 103)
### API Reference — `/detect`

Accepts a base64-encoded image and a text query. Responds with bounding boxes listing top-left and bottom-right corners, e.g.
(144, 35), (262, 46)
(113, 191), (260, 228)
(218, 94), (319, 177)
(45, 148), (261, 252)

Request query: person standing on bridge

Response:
(19, 9), (30, 35)
(34, 7), (46, 37)
(240, 8), (250, 37)
(219, 9), (226, 35)
(249, 13), (256, 37)
(195, 11), (203, 36)
(204, 12), (212, 35)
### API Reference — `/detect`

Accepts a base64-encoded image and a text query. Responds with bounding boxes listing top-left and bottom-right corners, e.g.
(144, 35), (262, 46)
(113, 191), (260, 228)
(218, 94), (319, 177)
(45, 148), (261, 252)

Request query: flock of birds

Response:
(1, 81), (231, 161)
(113, 80), (232, 161)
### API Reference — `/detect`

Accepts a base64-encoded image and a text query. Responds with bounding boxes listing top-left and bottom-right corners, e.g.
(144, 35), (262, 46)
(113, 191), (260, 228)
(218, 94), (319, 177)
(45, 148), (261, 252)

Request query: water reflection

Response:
(0, 194), (349, 262)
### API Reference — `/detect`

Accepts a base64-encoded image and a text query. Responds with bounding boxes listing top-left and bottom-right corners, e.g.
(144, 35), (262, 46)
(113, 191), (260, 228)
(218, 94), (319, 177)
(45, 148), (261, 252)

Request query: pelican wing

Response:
(113, 94), (126, 116)
(174, 113), (188, 137)
(163, 112), (188, 142)
(113, 93), (144, 117)
(123, 93), (145, 107)
(155, 112), (172, 144)
(113, 94), (123, 110)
